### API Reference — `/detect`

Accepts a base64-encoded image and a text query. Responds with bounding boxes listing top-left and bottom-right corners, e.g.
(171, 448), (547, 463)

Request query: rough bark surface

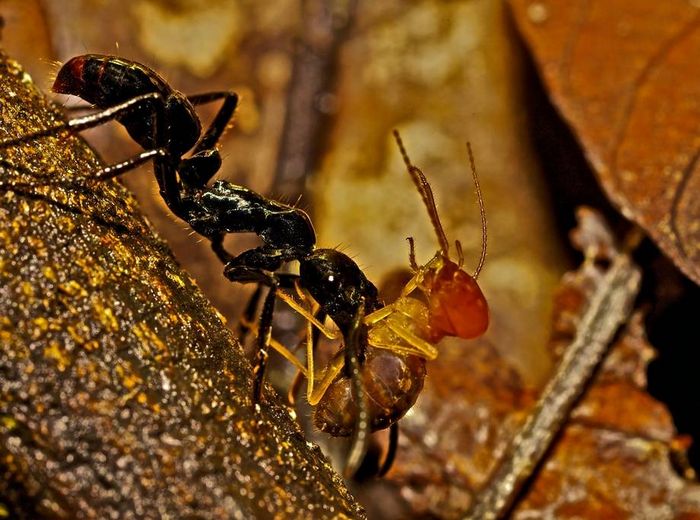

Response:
(0, 53), (363, 519)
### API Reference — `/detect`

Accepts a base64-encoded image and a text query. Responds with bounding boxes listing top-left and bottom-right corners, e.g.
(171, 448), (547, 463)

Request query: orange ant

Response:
(271, 129), (489, 477)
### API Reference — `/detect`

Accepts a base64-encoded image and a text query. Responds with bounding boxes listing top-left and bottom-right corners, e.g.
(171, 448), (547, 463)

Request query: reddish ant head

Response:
(393, 130), (489, 342)
(422, 257), (488, 342)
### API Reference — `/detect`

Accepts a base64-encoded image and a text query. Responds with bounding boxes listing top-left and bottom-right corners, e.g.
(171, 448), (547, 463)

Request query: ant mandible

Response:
(275, 130), (488, 476)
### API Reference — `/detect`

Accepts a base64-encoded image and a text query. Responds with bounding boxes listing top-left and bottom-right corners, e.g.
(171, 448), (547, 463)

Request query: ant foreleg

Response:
(234, 271), (299, 344)
(252, 283), (278, 403)
(343, 300), (370, 478)
(224, 264), (302, 403)
(211, 233), (233, 263)
(238, 284), (264, 343)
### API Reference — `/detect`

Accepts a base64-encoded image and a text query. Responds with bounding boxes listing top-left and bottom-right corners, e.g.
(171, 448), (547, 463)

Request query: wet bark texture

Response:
(0, 53), (363, 519)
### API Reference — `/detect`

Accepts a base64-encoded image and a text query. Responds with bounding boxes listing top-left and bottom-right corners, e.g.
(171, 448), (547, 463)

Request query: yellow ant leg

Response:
(308, 351), (345, 406)
(239, 316), (308, 375)
(287, 370), (304, 406)
(364, 301), (439, 360)
(385, 321), (438, 360)
(271, 338), (308, 375)
(305, 318), (315, 405)
(276, 289), (341, 340)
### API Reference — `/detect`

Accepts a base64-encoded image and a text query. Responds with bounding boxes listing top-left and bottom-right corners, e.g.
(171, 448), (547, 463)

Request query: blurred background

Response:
(3, 0), (698, 517)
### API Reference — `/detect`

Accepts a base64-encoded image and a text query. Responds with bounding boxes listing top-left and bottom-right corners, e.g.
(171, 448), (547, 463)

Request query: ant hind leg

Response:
(180, 91), (239, 189)
(211, 233), (233, 264)
(0, 92), (166, 150)
(188, 91), (239, 154)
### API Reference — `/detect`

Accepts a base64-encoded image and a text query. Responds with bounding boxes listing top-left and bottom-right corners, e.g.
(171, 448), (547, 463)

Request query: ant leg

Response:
(92, 148), (169, 182)
(0, 92), (165, 149)
(177, 91), (239, 189)
(344, 301), (370, 478)
(288, 305), (326, 406)
(234, 273), (299, 345)
(173, 91), (238, 190)
(276, 290), (341, 340)
(188, 91), (239, 155)
(288, 370), (305, 406)
(0, 147), (168, 192)
(237, 312), (307, 375)
(377, 422), (399, 477)
(211, 233), (233, 263)
(238, 284), (263, 342)
(252, 283), (278, 402)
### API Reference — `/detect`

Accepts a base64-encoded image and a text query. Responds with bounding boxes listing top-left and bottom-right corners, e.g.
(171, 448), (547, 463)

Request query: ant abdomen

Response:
(314, 349), (426, 436)
(54, 54), (200, 156)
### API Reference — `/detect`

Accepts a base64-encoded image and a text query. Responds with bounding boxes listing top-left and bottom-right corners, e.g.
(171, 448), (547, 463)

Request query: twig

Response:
(465, 254), (641, 519)
(274, 0), (357, 198)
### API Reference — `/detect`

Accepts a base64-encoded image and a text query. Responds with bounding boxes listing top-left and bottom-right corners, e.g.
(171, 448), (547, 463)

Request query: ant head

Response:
(299, 249), (380, 336)
(392, 129), (489, 340)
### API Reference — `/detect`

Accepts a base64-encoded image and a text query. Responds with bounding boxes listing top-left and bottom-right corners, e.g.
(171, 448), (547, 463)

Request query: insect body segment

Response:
(285, 131), (489, 460)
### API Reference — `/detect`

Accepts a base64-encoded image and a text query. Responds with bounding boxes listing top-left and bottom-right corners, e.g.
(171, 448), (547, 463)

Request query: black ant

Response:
(0, 55), (317, 394)
(0, 54), (383, 475)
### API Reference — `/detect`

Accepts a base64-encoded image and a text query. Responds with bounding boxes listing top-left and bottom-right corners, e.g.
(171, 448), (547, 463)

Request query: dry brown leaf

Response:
(510, 0), (700, 286)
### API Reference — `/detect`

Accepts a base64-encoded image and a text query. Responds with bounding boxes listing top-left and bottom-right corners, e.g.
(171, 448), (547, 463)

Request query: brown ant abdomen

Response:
(313, 349), (426, 436)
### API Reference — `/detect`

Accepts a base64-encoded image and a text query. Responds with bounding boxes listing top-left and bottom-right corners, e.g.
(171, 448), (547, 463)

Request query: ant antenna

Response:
(466, 142), (487, 279)
(392, 129), (450, 257)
